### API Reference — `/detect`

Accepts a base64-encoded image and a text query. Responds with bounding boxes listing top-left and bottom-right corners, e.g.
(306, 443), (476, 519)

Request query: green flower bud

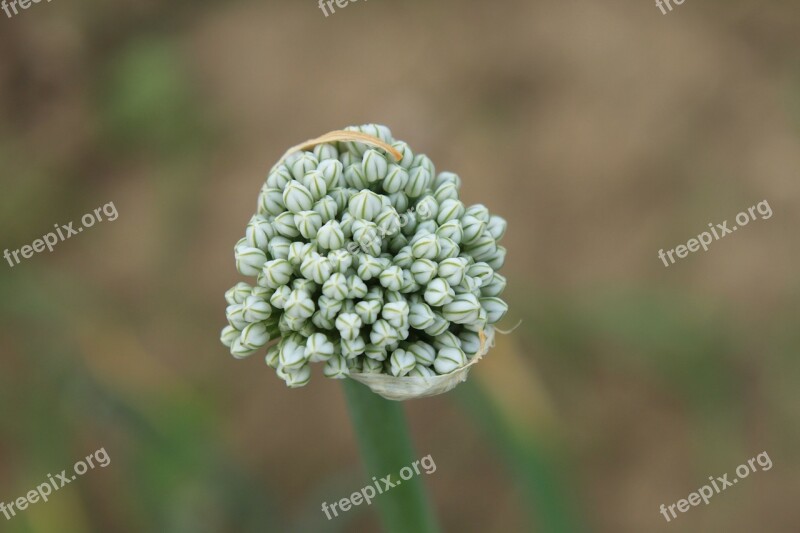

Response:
(329, 187), (355, 213)
(466, 233), (497, 262)
(409, 365), (435, 378)
(261, 258), (293, 288)
(230, 337), (258, 359)
(283, 181), (315, 213)
(317, 220), (345, 250)
(279, 341), (307, 371)
(388, 233), (409, 254)
(467, 262), (494, 285)
(361, 357), (384, 374)
(362, 149), (389, 182)
(356, 254), (384, 281)
(317, 159), (343, 189)
(259, 188), (285, 216)
(381, 301), (410, 329)
(383, 164), (409, 193)
(289, 152), (318, 181)
(301, 170), (328, 201)
(461, 215), (486, 246)
(412, 154), (435, 177)
(273, 211), (301, 238)
(391, 140), (414, 169)
(293, 210), (323, 239)
(266, 166), (292, 190)
(342, 335), (366, 359)
(433, 171), (460, 190)
(236, 246), (267, 277)
(416, 196), (439, 221)
(424, 312), (450, 336)
(481, 273), (506, 297)
(348, 190), (382, 221)
(318, 294), (343, 320)
(436, 199), (465, 225)
(424, 278), (455, 307)
(375, 207), (401, 237)
(387, 191), (409, 212)
(379, 265), (403, 291)
(411, 234), (440, 260)
(284, 290), (315, 319)
(392, 247), (415, 268)
(369, 319), (399, 348)
(405, 166), (431, 198)
(246, 215), (275, 250)
(304, 332), (334, 363)
(408, 341), (436, 366)
(322, 273), (348, 300)
(267, 236), (291, 260)
(442, 293), (481, 324)
(240, 321), (271, 350)
(344, 164), (369, 189)
(481, 297), (508, 324)
(269, 285), (291, 309)
(311, 311), (335, 330)
(355, 300), (381, 325)
(432, 331), (461, 351)
(313, 143), (339, 162)
(399, 269), (421, 294)
(325, 249), (351, 273)
(433, 347), (466, 374)
(465, 204), (490, 223)
(438, 257), (467, 286)
(436, 220), (463, 244)
(323, 355), (350, 379)
(409, 302), (436, 329)
(251, 286), (274, 301)
(458, 330), (482, 356)
(335, 312), (362, 341)
(389, 349), (416, 377)
(347, 275), (368, 299)
(364, 344), (387, 362)
(486, 246), (506, 270)
(225, 282), (252, 305)
(487, 215), (507, 240)
(243, 295), (272, 322)
(339, 151), (357, 167)
(283, 364), (312, 388)
(364, 285), (385, 302)
(220, 325), (240, 347)
(300, 255), (333, 284)
(433, 182), (459, 203)
(265, 344), (280, 368)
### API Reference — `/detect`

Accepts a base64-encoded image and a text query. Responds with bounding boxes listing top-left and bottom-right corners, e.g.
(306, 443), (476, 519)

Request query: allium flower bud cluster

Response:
(221, 124), (508, 388)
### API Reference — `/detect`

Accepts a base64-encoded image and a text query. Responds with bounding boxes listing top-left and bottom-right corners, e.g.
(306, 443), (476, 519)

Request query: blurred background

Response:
(1, 0), (798, 531)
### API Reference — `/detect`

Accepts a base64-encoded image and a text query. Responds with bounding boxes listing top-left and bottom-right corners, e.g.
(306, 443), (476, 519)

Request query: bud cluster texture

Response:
(221, 124), (508, 388)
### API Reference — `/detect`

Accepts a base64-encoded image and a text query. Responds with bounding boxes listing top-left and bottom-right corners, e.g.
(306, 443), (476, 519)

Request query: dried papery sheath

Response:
(221, 125), (508, 399)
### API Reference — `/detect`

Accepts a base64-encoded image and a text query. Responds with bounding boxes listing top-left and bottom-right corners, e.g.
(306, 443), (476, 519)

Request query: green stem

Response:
(342, 379), (440, 533)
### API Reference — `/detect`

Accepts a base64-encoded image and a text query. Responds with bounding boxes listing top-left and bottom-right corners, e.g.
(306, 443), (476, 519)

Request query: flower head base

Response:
(222, 125), (508, 398)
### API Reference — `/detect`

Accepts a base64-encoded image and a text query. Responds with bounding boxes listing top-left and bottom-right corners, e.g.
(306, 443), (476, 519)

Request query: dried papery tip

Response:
(276, 130), (403, 167)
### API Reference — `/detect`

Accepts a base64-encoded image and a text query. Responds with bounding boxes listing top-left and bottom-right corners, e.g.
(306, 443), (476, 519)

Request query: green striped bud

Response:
(433, 182), (459, 203)
(261, 258), (293, 288)
(230, 337), (258, 359)
(225, 282), (252, 305)
(305, 332), (335, 362)
(387, 191), (409, 212)
(381, 301), (409, 329)
(424, 312), (450, 336)
(391, 141), (414, 169)
(284, 290), (315, 319)
(290, 152), (318, 181)
(405, 166), (431, 198)
(318, 295), (343, 320)
(259, 188), (285, 216)
(461, 215), (486, 246)
(436, 220), (463, 244)
(459, 330), (482, 356)
(266, 166), (292, 190)
(344, 164), (369, 189)
(317, 220), (345, 250)
(348, 190), (382, 221)
(409, 365), (435, 378)
(436, 199), (465, 225)
(294, 210), (323, 239)
(361, 357), (383, 374)
(389, 349), (416, 377)
(364, 344), (387, 361)
(322, 273), (348, 300)
(424, 278), (455, 307)
(246, 215), (275, 250)
(411, 234), (439, 260)
(379, 265), (403, 291)
(313, 143), (339, 162)
(273, 211), (300, 238)
(438, 257), (467, 287)
(269, 285), (291, 309)
(356, 255), (383, 281)
(341, 336), (366, 359)
(235, 246), (267, 277)
(317, 159), (343, 189)
(486, 246), (506, 270)
(347, 275), (368, 299)
(240, 321), (271, 350)
(355, 300), (381, 325)
(487, 215), (507, 240)
(335, 312), (362, 341)
(369, 319), (399, 348)
(416, 196), (439, 221)
(432, 331), (461, 350)
(362, 149), (389, 182)
(300, 255), (332, 284)
(243, 295), (272, 322)
(433, 171), (461, 190)
(467, 262), (494, 285)
(283, 364), (311, 388)
(323, 355), (349, 379)
(267, 236), (291, 260)
(409, 302), (436, 329)
(279, 342), (307, 371)
(283, 181), (315, 212)
(481, 297), (508, 324)
(433, 347), (466, 374)
(265, 344), (280, 368)
(442, 293), (481, 324)
(302, 170), (328, 201)
(466, 233), (497, 262)
(383, 164), (409, 193)
(329, 187), (355, 213)
(327, 249), (352, 272)
(220, 325), (240, 347)
(408, 340), (436, 366)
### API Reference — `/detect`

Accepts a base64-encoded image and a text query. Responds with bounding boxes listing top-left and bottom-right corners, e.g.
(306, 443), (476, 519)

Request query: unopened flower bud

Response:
(390, 349), (416, 377)
(433, 347), (466, 374)
(236, 247), (267, 277)
(283, 181), (315, 212)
